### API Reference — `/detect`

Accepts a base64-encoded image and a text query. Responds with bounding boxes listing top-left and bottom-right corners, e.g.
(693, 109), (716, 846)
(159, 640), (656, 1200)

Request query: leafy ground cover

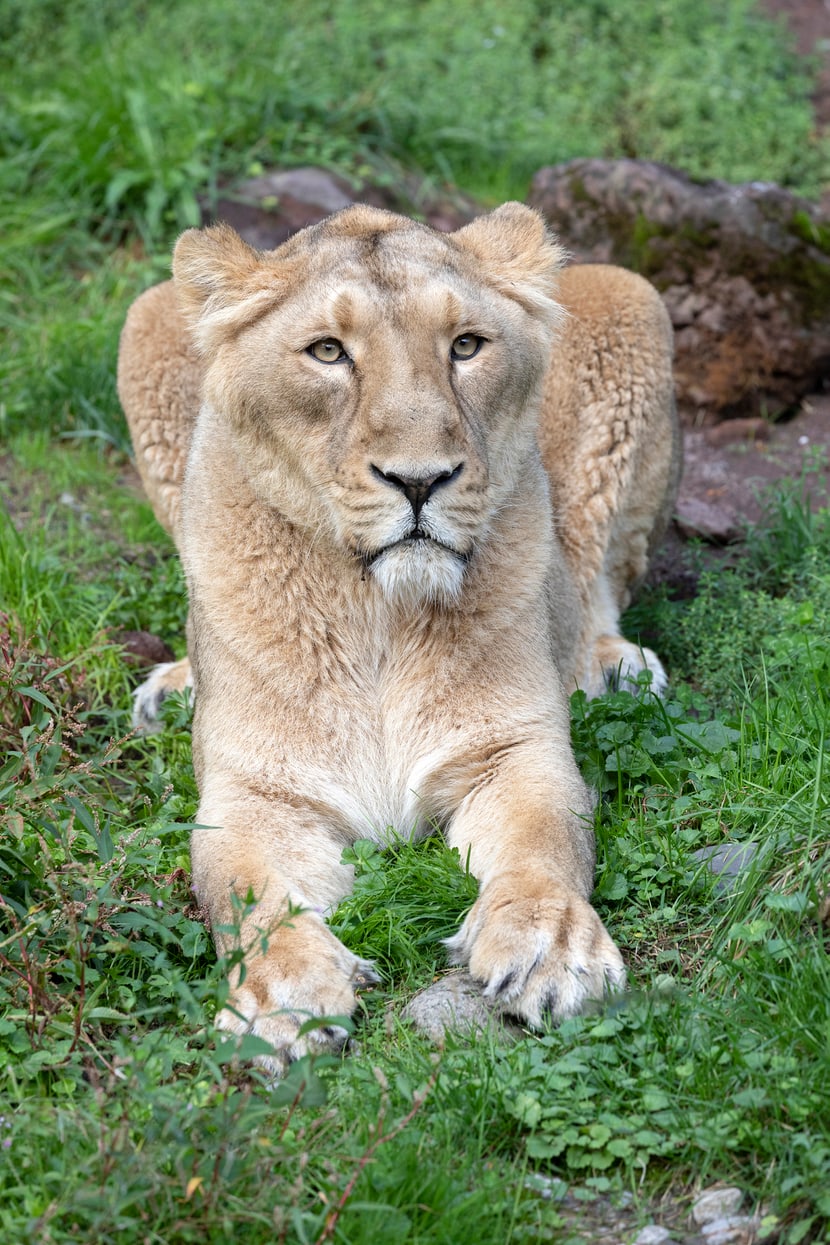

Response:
(1, 0), (829, 1240)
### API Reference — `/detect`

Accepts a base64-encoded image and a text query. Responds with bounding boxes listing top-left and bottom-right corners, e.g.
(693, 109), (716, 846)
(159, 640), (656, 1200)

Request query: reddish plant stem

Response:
(314, 1064), (439, 1245)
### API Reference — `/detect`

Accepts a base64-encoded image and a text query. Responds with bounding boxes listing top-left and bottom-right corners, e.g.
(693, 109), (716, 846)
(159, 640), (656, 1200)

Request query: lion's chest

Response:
(197, 597), (465, 841)
(291, 733), (441, 844)
(275, 651), (459, 843)
(189, 517), (510, 840)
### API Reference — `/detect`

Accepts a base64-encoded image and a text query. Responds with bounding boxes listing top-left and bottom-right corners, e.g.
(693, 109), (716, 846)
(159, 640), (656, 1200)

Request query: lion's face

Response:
(174, 204), (565, 605)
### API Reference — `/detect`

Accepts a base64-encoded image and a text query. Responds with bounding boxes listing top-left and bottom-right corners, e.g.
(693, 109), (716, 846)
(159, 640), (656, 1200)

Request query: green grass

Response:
(2, 1), (829, 1239)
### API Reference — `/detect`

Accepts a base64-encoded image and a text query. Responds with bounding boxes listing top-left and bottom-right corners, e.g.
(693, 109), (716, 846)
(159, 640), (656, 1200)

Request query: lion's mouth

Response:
(360, 528), (469, 569)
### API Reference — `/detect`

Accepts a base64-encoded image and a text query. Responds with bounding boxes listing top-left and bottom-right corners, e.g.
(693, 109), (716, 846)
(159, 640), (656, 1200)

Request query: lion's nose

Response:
(370, 464), (464, 520)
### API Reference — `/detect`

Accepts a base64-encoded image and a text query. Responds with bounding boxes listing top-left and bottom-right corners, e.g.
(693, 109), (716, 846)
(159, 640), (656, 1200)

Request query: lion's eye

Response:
(450, 334), (484, 361)
(308, 338), (348, 364)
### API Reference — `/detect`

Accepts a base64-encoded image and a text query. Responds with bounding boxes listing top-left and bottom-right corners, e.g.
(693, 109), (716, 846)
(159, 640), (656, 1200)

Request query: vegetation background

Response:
(1, 1), (828, 1241)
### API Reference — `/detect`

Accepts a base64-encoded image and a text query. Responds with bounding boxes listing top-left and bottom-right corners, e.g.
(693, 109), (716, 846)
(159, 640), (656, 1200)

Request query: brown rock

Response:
(704, 419), (771, 448)
(114, 630), (176, 668)
(674, 497), (742, 544)
(529, 159), (830, 422)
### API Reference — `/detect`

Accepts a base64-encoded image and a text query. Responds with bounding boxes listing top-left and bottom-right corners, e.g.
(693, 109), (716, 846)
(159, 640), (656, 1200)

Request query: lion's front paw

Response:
(132, 657), (193, 733)
(592, 636), (668, 698)
(445, 874), (625, 1027)
(216, 917), (379, 1079)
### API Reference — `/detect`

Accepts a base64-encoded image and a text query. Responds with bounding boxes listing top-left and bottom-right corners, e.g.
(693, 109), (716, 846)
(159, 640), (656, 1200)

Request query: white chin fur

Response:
(370, 541), (466, 607)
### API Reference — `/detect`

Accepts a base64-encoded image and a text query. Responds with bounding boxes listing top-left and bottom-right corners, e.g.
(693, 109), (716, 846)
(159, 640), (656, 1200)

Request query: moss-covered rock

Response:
(529, 159), (830, 421)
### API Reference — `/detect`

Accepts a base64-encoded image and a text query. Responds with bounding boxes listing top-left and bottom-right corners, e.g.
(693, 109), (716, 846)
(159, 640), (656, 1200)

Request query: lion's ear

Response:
(452, 203), (566, 316)
(173, 224), (292, 355)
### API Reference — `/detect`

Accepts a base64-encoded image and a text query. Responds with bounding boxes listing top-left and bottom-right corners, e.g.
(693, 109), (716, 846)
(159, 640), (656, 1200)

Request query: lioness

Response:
(118, 203), (679, 1076)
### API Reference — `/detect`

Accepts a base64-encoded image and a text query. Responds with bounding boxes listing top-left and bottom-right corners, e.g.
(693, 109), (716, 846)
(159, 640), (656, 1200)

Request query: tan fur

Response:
(118, 203), (679, 1075)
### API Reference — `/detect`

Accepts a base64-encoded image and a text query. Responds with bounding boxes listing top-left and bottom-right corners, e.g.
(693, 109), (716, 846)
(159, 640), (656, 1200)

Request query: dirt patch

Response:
(679, 395), (829, 528)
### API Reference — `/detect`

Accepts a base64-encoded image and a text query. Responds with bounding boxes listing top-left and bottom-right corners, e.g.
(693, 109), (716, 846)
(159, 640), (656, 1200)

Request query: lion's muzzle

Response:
(369, 462), (465, 523)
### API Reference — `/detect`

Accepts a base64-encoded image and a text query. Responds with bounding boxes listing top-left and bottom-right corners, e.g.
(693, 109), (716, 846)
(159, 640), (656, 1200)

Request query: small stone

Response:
(672, 292), (707, 326)
(696, 304), (726, 335)
(692, 844), (760, 894)
(402, 970), (524, 1043)
(701, 1214), (757, 1245)
(674, 497), (742, 544)
(692, 1187), (745, 1225)
(524, 1172), (568, 1202)
(634, 1225), (674, 1244)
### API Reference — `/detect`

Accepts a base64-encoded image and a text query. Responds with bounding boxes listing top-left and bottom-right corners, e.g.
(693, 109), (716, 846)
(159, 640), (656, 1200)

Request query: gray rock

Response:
(692, 845), (760, 894)
(205, 164), (481, 252)
(700, 1215), (757, 1245)
(205, 166), (360, 251)
(634, 1225), (674, 1244)
(528, 159), (830, 421)
(524, 1172), (568, 1201)
(692, 1188), (745, 1225)
(239, 167), (356, 214)
(402, 970), (524, 1043)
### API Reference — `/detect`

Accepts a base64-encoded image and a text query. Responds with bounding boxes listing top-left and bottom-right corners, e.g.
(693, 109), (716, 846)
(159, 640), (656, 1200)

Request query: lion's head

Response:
(174, 203), (565, 605)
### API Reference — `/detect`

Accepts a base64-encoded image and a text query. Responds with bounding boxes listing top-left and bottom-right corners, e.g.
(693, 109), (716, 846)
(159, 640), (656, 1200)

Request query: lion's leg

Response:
(132, 655), (194, 734)
(191, 788), (376, 1078)
(579, 554), (670, 700)
(443, 739), (625, 1024)
(577, 405), (680, 698)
